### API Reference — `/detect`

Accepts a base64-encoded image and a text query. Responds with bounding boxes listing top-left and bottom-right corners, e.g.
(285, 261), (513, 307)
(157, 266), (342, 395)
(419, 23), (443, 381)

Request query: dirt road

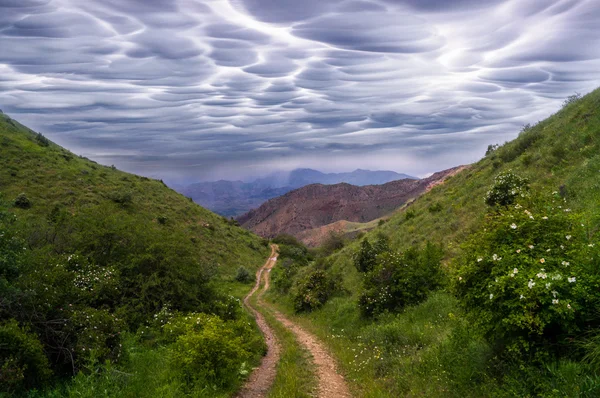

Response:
(238, 245), (351, 398)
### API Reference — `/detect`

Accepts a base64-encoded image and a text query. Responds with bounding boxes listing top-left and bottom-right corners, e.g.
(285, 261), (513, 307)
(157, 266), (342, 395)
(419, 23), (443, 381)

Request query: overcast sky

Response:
(1, 0), (599, 183)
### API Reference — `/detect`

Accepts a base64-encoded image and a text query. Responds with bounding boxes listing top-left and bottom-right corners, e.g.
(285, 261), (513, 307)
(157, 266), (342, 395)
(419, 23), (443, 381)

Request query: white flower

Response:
(536, 272), (547, 279)
(562, 261), (570, 266)
(520, 295), (525, 300)
(510, 223), (517, 229)
(552, 274), (562, 281)
(516, 249), (521, 253)
(542, 216), (548, 220)
(513, 268), (519, 274)
(552, 299), (559, 305)
(458, 276), (462, 281)
(540, 258), (546, 264)
(552, 290), (558, 297)
(529, 245), (534, 249)
(515, 204), (522, 209)
(528, 280), (535, 289)
(568, 277), (576, 283)
(510, 273), (515, 278)
(477, 258), (483, 262)
(545, 283), (551, 289)
(567, 304), (572, 309)
(490, 293), (494, 300)
(566, 235), (572, 240)
(589, 244), (595, 247)
(492, 254), (498, 261)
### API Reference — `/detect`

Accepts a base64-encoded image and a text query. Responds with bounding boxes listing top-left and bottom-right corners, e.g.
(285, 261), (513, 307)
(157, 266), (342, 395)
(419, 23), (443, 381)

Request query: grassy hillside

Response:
(0, 113), (269, 396)
(266, 89), (600, 397)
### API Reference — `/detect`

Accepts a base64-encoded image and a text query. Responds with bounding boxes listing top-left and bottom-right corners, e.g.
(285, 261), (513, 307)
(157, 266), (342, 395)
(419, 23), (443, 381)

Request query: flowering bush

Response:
(484, 170), (529, 207)
(453, 192), (600, 359)
(164, 313), (264, 387)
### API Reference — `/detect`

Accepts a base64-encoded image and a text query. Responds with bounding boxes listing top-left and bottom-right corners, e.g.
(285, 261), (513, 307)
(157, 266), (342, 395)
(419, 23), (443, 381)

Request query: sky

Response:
(1, 0), (600, 184)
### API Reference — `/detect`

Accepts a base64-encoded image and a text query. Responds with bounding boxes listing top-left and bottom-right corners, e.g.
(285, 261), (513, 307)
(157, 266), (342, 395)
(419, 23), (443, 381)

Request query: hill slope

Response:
(238, 166), (464, 243)
(265, 88), (600, 397)
(178, 168), (415, 217)
(0, 113), (269, 395)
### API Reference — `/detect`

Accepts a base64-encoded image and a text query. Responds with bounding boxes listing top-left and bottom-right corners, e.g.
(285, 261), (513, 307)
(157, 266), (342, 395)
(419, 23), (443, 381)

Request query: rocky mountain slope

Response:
(178, 168), (415, 217)
(237, 166), (465, 243)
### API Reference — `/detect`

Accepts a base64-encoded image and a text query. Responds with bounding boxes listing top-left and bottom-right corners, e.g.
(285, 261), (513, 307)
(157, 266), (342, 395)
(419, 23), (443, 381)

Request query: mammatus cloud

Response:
(1, 0), (600, 183)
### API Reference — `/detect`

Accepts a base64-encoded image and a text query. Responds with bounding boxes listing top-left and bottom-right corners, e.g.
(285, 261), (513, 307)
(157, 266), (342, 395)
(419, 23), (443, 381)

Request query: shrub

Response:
(453, 192), (600, 360)
(35, 133), (50, 147)
(165, 313), (263, 387)
(234, 266), (253, 283)
(563, 92), (582, 108)
(271, 258), (299, 294)
(359, 242), (444, 317)
(353, 238), (377, 273)
(0, 320), (52, 393)
(405, 209), (416, 220)
(484, 170), (529, 207)
(109, 190), (133, 206)
(292, 270), (336, 312)
(14, 193), (31, 209)
(157, 215), (168, 225)
(428, 203), (443, 213)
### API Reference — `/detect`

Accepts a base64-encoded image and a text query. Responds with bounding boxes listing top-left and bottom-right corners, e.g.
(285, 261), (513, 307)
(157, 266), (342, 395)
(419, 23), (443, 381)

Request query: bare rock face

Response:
(238, 166), (467, 244)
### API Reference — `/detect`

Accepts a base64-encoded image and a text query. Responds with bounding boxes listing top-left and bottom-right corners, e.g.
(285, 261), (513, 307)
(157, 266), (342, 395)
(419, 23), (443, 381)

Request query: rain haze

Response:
(1, 0), (600, 183)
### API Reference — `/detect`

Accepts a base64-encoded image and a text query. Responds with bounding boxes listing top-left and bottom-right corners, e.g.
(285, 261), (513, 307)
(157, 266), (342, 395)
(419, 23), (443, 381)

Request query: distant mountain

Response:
(177, 168), (415, 217)
(237, 166), (466, 245)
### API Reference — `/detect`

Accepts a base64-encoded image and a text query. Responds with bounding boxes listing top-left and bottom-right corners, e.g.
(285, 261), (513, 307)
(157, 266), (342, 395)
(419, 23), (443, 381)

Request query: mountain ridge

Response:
(177, 168), (416, 217)
(237, 166), (465, 244)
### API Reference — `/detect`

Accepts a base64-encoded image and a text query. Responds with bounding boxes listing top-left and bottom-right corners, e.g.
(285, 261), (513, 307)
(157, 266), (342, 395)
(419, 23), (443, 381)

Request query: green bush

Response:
(35, 133), (50, 147)
(0, 320), (52, 393)
(292, 270), (336, 312)
(359, 243), (444, 317)
(353, 238), (377, 273)
(453, 192), (600, 360)
(234, 266), (253, 283)
(14, 193), (32, 209)
(484, 170), (530, 207)
(165, 313), (263, 387)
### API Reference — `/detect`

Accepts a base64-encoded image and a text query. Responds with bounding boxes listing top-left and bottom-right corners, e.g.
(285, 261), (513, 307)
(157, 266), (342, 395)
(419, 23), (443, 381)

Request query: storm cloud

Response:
(1, 0), (600, 183)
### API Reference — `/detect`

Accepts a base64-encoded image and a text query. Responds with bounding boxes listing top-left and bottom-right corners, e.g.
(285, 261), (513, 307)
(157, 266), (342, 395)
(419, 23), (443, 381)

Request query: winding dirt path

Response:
(236, 247), (281, 398)
(238, 245), (352, 398)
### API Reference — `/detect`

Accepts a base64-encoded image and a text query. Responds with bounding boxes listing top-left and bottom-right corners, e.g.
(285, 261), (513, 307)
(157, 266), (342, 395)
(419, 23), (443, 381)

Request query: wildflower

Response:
(520, 295), (525, 300)
(568, 277), (576, 283)
(492, 254), (499, 261)
(566, 235), (572, 240)
(567, 304), (572, 309)
(516, 249), (521, 253)
(510, 273), (515, 278)
(552, 290), (558, 297)
(510, 223), (517, 229)
(513, 268), (519, 274)
(536, 272), (547, 279)
(489, 293), (494, 300)
(552, 299), (559, 305)
(515, 204), (522, 209)
(542, 216), (548, 220)
(529, 245), (534, 249)
(589, 244), (595, 247)
(562, 261), (570, 266)
(540, 258), (546, 264)
(528, 280), (535, 289)
(545, 283), (551, 289)
(477, 258), (483, 262)
(458, 276), (462, 281)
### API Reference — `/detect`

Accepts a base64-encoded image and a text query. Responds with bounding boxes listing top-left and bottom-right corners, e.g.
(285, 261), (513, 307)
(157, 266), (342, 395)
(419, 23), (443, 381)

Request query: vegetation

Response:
(265, 88), (600, 396)
(0, 113), (269, 396)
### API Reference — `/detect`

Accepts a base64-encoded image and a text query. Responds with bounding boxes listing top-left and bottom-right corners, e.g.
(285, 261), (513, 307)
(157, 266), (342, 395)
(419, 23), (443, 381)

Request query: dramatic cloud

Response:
(1, 0), (600, 183)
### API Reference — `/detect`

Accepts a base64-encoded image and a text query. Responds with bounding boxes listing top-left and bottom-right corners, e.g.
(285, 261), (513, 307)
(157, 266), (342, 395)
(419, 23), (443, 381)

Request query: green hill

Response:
(266, 89), (600, 397)
(0, 113), (269, 396)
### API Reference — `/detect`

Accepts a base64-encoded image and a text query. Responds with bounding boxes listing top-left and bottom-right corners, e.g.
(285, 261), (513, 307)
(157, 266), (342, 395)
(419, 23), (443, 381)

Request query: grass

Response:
(0, 112), (269, 279)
